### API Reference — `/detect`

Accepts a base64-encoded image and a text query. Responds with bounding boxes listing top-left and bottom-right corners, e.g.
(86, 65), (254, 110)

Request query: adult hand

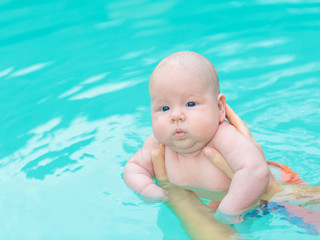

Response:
(206, 105), (320, 207)
(204, 104), (282, 200)
(151, 141), (199, 202)
(151, 140), (240, 239)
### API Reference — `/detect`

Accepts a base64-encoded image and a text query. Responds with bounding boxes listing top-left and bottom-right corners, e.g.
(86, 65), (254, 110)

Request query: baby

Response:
(123, 51), (270, 224)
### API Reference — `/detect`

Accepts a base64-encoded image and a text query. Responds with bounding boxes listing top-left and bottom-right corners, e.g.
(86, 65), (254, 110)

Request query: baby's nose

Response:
(170, 110), (186, 123)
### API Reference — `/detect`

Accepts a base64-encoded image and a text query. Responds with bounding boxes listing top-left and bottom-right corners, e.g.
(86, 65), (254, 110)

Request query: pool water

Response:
(0, 0), (319, 239)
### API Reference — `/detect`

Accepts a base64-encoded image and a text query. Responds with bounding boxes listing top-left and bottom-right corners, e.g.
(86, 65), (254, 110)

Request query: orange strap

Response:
(267, 161), (307, 186)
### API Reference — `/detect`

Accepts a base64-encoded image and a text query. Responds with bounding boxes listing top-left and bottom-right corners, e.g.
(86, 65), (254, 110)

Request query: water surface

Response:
(0, 0), (320, 239)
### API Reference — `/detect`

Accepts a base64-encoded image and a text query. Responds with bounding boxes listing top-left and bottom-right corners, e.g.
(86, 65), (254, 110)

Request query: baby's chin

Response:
(168, 141), (208, 155)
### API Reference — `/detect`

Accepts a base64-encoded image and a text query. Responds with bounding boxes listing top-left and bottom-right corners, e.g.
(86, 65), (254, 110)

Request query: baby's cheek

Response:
(194, 117), (219, 140)
(152, 120), (169, 143)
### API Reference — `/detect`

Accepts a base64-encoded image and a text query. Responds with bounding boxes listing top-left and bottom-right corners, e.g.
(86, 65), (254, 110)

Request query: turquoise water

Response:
(1, 0), (320, 239)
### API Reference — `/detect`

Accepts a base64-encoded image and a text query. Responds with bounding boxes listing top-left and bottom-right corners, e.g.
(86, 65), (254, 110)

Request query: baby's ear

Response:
(217, 94), (226, 123)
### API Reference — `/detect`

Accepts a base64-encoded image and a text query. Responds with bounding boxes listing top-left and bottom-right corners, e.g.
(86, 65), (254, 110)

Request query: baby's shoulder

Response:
(132, 134), (156, 164)
(140, 134), (156, 152)
(212, 120), (236, 138)
(217, 120), (234, 131)
(208, 121), (241, 148)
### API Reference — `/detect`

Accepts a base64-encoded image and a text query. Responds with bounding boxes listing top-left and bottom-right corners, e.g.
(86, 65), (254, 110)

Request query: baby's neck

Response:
(176, 149), (203, 161)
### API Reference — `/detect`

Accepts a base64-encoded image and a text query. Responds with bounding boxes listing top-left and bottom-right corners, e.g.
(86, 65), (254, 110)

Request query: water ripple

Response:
(0, 0), (319, 238)
(219, 55), (295, 72)
(288, 7), (320, 14)
(0, 112), (151, 182)
(9, 62), (52, 77)
(0, 67), (13, 78)
(81, 73), (110, 84)
(258, 0), (320, 4)
(69, 78), (144, 100)
(223, 62), (320, 90)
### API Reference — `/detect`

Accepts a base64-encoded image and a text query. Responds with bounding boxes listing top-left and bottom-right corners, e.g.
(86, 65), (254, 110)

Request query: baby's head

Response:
(149, 51), (220, 97)
(149, 51), (226, 154)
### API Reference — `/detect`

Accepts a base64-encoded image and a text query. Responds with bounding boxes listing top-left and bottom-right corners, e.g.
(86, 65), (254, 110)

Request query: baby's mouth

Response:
(173, 128), (186, 139)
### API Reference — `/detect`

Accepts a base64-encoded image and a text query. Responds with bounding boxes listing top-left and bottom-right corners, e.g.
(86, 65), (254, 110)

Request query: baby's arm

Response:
(123, 135), (169, 201)
(212, 121), (270, 220)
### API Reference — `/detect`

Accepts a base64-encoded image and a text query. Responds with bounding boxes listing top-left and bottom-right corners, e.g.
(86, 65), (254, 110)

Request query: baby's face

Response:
(150, 63), (224, 154)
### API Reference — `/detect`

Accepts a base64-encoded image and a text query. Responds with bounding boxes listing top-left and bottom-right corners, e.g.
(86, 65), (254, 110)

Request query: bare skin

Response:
(124, 52), (270, 222)
(152, 143), (241, 240)
(150, 103), (260, 240)
(152, 104), (320, 239)
(205, 104), (282, 201)
(205, 104), (320, 207)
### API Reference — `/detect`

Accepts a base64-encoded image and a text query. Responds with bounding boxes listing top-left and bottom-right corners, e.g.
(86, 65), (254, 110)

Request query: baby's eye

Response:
(187, 101), (196, 107)
(161, 106), (170, 112)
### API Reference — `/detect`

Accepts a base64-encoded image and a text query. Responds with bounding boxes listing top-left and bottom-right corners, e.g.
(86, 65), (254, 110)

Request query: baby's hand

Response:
(214, 208), (243, 224)
(140, 186), (169, 202)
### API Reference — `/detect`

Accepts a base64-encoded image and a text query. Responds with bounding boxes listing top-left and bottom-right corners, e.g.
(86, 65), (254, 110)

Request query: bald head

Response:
(149, 51), (220, 95)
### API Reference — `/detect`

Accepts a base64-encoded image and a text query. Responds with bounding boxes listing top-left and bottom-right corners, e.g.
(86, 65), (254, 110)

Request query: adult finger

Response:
(226, 104), (264, 156)
(152, 143), (168, 181)
(204, 146), (234, 179)
(225, 104), (252, 139)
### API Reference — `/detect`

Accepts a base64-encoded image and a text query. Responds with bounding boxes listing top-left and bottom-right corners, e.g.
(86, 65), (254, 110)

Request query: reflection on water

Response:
(205, 38), (288, 57)
(0, 113), (151, 181)
(0, 0), (319, 239)
(0, 111), (159, 239)
(218, 54), (295, 72)
(9, 62), (52, 77)
(69, 78), (144, 100)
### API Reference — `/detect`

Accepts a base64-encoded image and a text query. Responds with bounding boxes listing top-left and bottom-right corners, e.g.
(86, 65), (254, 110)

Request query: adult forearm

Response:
(270, 184), (320, 205)
(162, 183), (240, 240)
